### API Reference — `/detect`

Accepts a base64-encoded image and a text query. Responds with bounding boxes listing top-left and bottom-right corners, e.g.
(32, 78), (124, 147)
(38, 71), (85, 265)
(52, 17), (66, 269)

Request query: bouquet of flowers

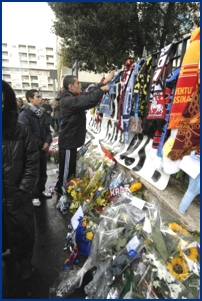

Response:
(128, 202), (200, 299)
(68, 146), (115, 213)
(49, 191), (147, 298)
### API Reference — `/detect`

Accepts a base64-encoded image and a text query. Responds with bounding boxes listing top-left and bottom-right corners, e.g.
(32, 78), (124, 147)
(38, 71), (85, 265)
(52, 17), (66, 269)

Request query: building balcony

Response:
(22, 84), (31, 89)
(2, 75), (11, 81)
(31, 86), (39, 90)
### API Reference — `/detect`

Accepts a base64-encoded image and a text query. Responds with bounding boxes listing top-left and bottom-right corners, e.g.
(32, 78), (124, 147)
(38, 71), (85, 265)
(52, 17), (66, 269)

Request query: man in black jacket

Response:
(54, 71), (114, 195)
(42, 98), (54, 128)
(18, 89), (53, 206)
(2, 80), (39, 280)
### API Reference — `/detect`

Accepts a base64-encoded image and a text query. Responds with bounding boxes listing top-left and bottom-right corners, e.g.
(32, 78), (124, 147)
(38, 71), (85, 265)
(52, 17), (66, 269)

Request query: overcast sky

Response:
(2, 2), (56, 46)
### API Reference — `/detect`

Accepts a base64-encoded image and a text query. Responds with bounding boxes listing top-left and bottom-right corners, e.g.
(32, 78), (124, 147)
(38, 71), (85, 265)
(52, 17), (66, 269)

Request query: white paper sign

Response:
(179, 155), (200, 179)
(71, 206), (84, 230)
(130, 195), (145, 210)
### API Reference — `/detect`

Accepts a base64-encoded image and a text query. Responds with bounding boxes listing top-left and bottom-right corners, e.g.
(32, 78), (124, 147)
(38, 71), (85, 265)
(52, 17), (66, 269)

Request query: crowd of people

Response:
(2, 70), (114, 282)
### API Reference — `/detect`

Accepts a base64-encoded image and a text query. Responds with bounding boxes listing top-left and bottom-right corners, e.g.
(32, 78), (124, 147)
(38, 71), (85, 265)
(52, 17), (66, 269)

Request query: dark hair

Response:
(26, 89), (38, 102)
(17, 97), (23, 102)
(2, 80), (17, 113)
(2, 80), (18, 138)
(63, 75), (75, 89)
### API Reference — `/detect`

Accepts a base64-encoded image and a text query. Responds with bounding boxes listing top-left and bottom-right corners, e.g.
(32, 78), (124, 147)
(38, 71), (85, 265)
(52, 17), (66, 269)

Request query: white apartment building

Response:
(2, 42), (58, 98)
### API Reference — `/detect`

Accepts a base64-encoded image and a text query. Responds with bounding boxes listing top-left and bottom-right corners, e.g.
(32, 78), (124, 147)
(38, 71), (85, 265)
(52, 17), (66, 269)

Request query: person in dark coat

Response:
(2, 80), (39, 280)
(42, 98), (54, 128)
(16, 97), (23, 115)
(18, 89), (53, 206)
(53, 98), (61, 131)
(54, 71), (115, 195)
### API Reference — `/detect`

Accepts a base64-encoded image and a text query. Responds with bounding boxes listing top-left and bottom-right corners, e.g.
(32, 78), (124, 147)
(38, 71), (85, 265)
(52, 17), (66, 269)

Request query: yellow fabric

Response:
(168, 27), (200, 129)
(162, 137), (175, 157)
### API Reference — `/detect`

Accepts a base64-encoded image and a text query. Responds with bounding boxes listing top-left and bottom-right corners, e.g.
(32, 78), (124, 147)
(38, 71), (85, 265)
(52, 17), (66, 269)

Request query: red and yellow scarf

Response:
(168, 27), (200, 129)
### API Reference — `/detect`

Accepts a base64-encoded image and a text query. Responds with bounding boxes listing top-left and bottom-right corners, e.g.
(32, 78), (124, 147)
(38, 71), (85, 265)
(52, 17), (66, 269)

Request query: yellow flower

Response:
(168, 222), (190, 236)
(71, 179), (78, 186)
(130, 182), (142, 193)
(71, 191), (76, 197)
(167, 257), (189, 280)
(86, 232), (94, 240)
(67, 186), (73, 193)
(178, 241), (198, 261)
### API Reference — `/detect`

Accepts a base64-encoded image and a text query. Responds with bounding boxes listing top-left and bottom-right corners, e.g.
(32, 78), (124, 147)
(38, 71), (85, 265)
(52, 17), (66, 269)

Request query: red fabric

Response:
(117, 59), (134, 130)
(168, 89), (200, 160)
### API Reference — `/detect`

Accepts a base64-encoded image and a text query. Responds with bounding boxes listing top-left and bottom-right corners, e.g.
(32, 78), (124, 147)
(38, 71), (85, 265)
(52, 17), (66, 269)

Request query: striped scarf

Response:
(29, 104), (43, 117)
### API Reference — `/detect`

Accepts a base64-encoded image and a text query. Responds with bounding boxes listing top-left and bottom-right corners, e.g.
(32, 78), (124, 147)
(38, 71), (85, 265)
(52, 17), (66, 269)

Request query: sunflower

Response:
(167, 257), (189, 280)
(178, 241), (198, 261)
(168, 222), (190, 236)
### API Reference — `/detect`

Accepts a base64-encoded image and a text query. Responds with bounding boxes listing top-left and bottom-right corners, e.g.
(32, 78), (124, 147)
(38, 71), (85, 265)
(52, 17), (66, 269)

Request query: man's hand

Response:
(100, 85), (110, 92)
(42, 142), (49, 151)
(103, 70), (115, 85)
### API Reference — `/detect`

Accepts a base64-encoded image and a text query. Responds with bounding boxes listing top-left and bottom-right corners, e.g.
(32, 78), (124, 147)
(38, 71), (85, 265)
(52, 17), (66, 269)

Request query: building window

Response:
(2, 67), (10, 73)
(28, 54), (36, 60)
(2, 59), (9, 66)
(3, 75), (11, 80)
(28, 45), (36, 49)
(18, 44), (27, 50)
(20, 62), (28, 67)
(47, 63), (54, 68)
(31, 83), (39, 89)
(22, 76), (29, 81)
(2, 51), (8, 57)
(29, 63), (37, 68)
(19, 52), (28, 58)
(30, 76), (38, 81)
(2, 43), (7, 49)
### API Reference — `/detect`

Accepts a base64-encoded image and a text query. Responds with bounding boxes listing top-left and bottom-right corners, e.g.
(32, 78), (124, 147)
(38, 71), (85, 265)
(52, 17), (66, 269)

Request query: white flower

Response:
(170, 283), (182, 294)
(156, 268), (166, 280)
(164, 271), (175, 283)
(153, 280), (160, 288)
(170, 291), (179, 299)
(145, 253), (156, 263)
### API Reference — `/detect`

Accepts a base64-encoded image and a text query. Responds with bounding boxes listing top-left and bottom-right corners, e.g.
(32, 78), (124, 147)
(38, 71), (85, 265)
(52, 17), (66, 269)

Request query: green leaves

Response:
(48, 2), (199, 72)
(151, 214), (168, 262)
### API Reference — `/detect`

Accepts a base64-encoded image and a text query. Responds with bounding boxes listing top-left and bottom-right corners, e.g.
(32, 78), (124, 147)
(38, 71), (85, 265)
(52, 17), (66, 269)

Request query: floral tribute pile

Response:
(51, 139), (200, 299)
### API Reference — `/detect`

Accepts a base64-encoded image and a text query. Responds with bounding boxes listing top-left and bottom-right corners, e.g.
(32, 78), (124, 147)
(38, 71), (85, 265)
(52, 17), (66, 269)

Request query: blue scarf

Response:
(29, 104), (43, 117)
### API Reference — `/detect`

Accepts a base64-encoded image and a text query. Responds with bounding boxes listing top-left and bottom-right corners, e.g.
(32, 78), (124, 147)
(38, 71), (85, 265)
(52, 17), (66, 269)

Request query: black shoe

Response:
(54, 186), (63, 196)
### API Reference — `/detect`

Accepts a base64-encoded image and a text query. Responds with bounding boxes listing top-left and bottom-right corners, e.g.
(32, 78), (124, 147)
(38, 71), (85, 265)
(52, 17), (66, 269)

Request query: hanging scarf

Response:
(129, 57), (146, 134)
(122, 62), (137, 144)
(168, 88), (200, 160)
(99, 70), (122, 116)
(117, 59), (134, 130)
(135, 55), (152, 119)
(156, 67), (180, 158)
(168, 27), (200, 129)
(147, 43), (173, 121)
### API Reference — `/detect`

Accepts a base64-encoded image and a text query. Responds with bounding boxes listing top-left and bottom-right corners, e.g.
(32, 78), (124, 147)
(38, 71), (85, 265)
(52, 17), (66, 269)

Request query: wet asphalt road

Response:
(2, 159), (89, 299)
